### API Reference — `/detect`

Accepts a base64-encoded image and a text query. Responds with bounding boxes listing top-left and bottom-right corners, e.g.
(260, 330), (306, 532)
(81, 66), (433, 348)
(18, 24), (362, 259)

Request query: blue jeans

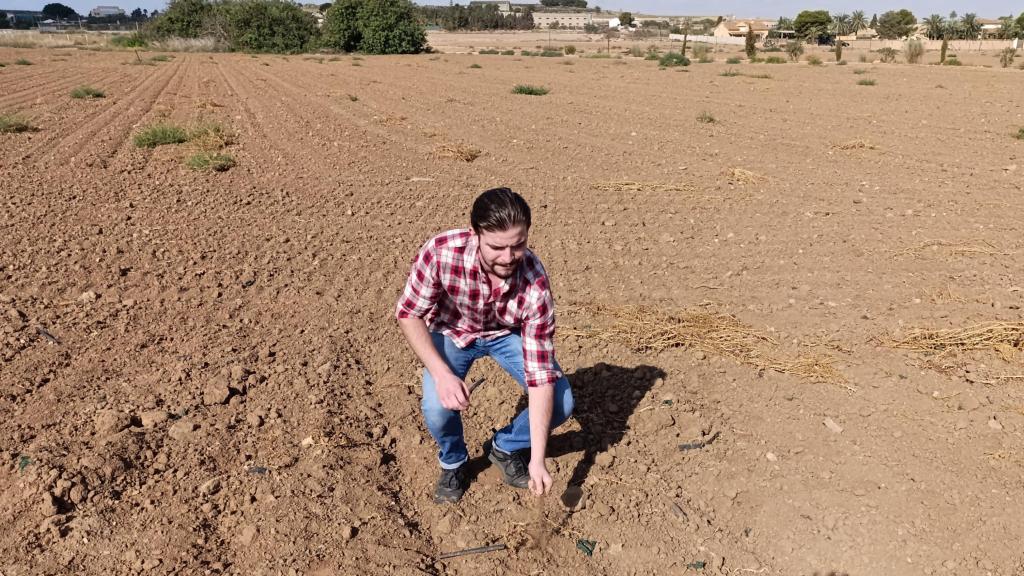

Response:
(421, 331), (574, 469)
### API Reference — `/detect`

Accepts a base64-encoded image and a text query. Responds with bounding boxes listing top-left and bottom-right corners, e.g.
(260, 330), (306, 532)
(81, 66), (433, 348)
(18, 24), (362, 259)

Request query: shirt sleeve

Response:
(521, 277), (562, 388)
(395, 239), (441, 320)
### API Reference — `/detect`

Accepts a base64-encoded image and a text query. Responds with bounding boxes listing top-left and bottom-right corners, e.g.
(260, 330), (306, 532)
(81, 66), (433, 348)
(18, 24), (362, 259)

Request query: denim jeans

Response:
(421, 331), (574, 469)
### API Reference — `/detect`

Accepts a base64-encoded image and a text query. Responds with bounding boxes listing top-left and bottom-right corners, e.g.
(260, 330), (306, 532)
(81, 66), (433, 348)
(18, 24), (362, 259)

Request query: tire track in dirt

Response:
(16, 59), (184, 166)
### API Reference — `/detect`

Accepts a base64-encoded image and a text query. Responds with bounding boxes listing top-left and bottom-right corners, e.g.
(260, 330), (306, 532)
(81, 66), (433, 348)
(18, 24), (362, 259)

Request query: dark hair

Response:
(470, 187), (531, 233)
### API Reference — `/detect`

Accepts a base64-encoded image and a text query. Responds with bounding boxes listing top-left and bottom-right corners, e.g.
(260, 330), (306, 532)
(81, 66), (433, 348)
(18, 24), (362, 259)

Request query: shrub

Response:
(500, 50), (514, 56)
(999, 48), (1017, 68)
(659, 51), (689, 67)
(1015, 127), (1024, 140)
(186, 152), (235, 171)
(0, 114), (35, 134)
(146, 0), (211, 39)
(785, 41), (803, 62)
(726, 56), (741, 64)
(134, 123), (189, 148)
(321, 0), (362, 52)
(110, 33), (148, 47)
(15, 58), (32, 65)
(748, 72), (772, 79)
(765, 56), (786, 64)
(478, 48), (498, 54)
(692, 43), (710, 59)
(512, 84), (548, 95)
(628, 45), (644, 57)
(943, 57), (961, 66)
(744, 29), (756, 60)
(877, 47), (898, 63)
(644, 52), (659, 60)
(853, 68), (867, 74)
(807, 55), (822, 66)
(469, 63), (481, 68)
(904, 39), (924, 64)
(357, 0), (427, 54)
(857, 78), (876, 85)
(698, 55), (714, 63)
(71, 86), (105, 99)
(563, 45), (576, 55)
(696, 111), (715, 123)
(217, 0), (318, 53)
(539, 50), (562, 57)
(719, 68), (741, 77)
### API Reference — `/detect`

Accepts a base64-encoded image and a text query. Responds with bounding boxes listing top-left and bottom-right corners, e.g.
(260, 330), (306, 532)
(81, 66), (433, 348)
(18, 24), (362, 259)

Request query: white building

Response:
(532, 11), (593, 29)
(89, 5), (125, 18)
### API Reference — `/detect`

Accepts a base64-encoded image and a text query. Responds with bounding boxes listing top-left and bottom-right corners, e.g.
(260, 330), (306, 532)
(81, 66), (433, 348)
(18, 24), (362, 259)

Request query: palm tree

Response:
(946, 12), (962, 39)
(831, 13), (851, 36)
(924, 14), (945, 39)
(961, 13), (980, 40)
(850, 10), (867, 34)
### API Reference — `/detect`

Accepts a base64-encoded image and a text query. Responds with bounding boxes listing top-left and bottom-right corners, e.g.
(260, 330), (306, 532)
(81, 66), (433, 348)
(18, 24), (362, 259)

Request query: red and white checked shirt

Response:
(396, 229), (561, 388)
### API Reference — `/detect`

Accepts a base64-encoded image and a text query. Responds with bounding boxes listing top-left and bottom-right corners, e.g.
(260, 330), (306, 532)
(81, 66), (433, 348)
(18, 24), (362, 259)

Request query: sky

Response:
(2, 0), (1019, 19)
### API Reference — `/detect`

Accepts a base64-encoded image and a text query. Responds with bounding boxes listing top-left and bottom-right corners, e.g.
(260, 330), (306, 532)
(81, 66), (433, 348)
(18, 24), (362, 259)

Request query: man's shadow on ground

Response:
(465, 363), (665, 500)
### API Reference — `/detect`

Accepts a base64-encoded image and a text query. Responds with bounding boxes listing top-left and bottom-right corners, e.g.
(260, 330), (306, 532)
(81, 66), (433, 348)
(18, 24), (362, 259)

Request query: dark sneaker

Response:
(487, 445), (529, 489)
(433, 466), (467, 504)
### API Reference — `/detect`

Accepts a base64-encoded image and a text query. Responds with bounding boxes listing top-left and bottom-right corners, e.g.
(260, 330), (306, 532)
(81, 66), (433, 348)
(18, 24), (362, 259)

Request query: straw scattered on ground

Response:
(891, 239), (1013, 258)
(831, 139), (878, 150)
(435, 143), (482, 162)
(590, 181), (695, 193)
(562, 304), (846, 386)
(887, 322), (1024, 359)
(723, 168), (763, 185)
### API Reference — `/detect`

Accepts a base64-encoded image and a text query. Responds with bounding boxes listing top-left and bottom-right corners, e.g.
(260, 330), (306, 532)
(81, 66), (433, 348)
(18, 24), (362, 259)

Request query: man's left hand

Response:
(527, 460), (552, 496)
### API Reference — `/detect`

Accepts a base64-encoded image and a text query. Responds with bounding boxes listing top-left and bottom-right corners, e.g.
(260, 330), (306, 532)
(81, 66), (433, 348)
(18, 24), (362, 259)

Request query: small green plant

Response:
(0, 114), (35, 134)
(877, 47), (898, 63)
(807, 55), (823, 66)
(943, 57), (961, 66)
(150, 54), (171, 62)
(785, 42), (803, 62)
(133, 123), (189, 148)
(999, 48), (1017, 68)
(857, 78), (876, 86)
(500, 50), (515, 56)
(478, 49), (499, 55)
(696, 110), (716, 124)
(1015, 127), (1024, 140)
(853, 68), (868, 74)
(469, 63), (482, 69)
(15, 58), (32, 65)
(726, 56), (741, 64)
(904, 39), (924, 64)
(644, 52), (660, 61)
(70, 86), (105, 99)
(564, 45), (576, 55)
(748, 73), (772, 79)
(659, 52), (690, 67)
(187, 152), (235, 172)
(110, 33), (147, 48)
(765, 56), (786, 64)
(720, 68), (741, 77)
(512, 84), (549, 96)
(347, 94), (358, 101)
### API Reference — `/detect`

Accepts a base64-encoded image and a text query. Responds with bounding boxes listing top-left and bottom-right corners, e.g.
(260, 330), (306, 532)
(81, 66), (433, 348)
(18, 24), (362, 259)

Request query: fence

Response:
(667, 34), (745, 46)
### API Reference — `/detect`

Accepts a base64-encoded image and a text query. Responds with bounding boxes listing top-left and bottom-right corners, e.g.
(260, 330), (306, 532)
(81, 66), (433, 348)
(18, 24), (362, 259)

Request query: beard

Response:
(485, 258), (520, 279)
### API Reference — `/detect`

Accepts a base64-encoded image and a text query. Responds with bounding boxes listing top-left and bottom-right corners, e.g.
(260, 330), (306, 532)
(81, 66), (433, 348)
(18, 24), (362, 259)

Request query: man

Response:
(396, 188), (574, 503)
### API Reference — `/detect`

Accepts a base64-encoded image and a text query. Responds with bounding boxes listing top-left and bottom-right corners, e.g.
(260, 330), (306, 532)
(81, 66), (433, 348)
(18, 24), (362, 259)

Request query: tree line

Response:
(779, 9), (1024, 43)
(417, 5), (534, 32)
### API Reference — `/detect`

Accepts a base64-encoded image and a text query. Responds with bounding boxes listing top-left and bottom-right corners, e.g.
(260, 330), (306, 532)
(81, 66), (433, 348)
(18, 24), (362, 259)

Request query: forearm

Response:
(397, 317), (451, 380)
(527, 385), (554, 464)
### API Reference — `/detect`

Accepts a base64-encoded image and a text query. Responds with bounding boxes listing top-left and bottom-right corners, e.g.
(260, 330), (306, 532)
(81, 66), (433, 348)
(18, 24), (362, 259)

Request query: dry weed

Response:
(892, 239), (1012, 258)
(435, 143), (482, 162)
(562, 304), (846, 385)
(723, 168), (763, 185)
(591, 181), (695, 193)
(888, 322), (1024, 356)
(832, 139), (878, 150)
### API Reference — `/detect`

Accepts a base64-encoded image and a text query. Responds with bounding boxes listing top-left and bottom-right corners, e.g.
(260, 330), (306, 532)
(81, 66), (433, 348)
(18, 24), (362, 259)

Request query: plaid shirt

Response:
(396, 229), (561, 388)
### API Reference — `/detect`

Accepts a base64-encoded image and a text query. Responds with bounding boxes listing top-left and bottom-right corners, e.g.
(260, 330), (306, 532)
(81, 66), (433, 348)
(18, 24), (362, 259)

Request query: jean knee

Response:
(554, 381), (574, 424)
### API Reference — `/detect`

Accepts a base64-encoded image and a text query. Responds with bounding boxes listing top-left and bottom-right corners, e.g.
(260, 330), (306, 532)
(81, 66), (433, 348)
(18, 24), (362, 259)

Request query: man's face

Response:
(476, 225), (529, 279)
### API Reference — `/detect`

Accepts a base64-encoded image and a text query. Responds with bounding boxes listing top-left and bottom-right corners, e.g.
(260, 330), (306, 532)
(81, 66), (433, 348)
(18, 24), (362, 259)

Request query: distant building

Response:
(468, 0), (511, 11)
(713, 19), (774, 42)
(2, 9), (44, 27)
(532, 11), (592, 29)
(89, 5), (125, 18)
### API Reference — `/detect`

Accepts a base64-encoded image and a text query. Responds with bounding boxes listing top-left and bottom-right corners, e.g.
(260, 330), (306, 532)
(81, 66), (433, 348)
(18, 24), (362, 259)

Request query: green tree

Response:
(42, 3), (78, 20)
(619, 12), (633, 27)
(318, 3), (331, 12)
(357, 0), (427, 54)
(960, 13), (980, 40)
(0, 11), (10, 28)
(218, 0), (316, 53)
(322, 0), (363, 51)
(1016, 13), (1024, 37)
(869, 13), (877, 28)
(876, 9), (916, 39)
(147, 0), (212, 38)
(794, 10), (831, 43)
(923, 14), (945, 39)
(850, 10), (867, 33)
(830, 13), (851, 36)
(745, 27), (756, 59)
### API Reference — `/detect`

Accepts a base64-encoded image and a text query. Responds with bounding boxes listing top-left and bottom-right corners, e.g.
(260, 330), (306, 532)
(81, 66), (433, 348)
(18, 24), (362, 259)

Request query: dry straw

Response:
(562, 304), (846, 385)
(832, 139), (878, 150)
(888, 322), (1024, 360)
(892, 239), (1012, 258)
(591, 181), (694, 193)
(723, 168), (762, 185)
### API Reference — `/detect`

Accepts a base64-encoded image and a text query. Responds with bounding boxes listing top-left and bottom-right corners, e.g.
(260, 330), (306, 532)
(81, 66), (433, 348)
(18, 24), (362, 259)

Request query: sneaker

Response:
(433, 465), (467, 504)
(487, 444), (530, 489)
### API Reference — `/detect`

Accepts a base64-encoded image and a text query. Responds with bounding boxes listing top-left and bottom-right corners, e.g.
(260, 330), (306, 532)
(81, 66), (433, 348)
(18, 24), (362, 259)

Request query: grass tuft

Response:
(719, 68), (741, 77)
(853, 68), (868, 74)
(469, 63), (481, 69)
(0, 114), (36, 134)
(696, 110), (716, 124)
(807, 55), (823, 66)
(764, 56), (786, 64)
(725, 56), (741, 64)
(857, 78), (876, 86)
(15, 58), (32, 65)
(186, 152), (235, 172)
(1015, 127), (1024, 140)
(512, 84), (548, 96)
(133, 123), (189, 148)
(71, 86), (105, 99)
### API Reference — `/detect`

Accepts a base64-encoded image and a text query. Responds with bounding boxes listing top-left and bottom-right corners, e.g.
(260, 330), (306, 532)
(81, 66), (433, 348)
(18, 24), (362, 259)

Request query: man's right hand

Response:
(435, 371), (471, 411)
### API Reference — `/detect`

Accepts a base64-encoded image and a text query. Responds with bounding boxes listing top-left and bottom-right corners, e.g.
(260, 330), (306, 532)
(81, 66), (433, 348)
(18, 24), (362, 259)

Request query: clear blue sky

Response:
(3, 0), (1019, 19)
